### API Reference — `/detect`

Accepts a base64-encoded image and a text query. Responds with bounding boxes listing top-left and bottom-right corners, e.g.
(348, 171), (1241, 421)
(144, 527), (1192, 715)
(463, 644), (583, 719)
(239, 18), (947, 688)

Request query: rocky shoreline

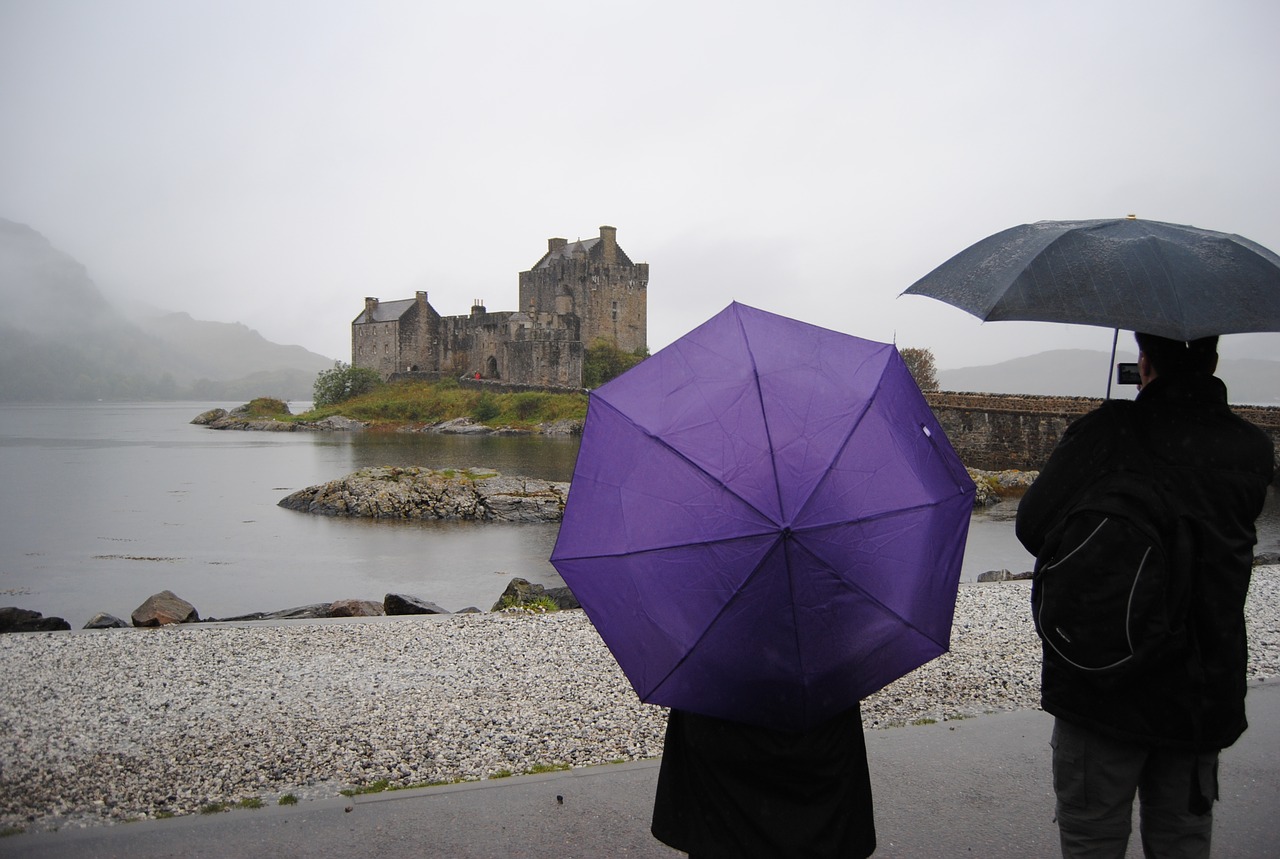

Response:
(0, 578), (576, 633)
(191, 405), (582, 437)
(2, 567), (1277, 835)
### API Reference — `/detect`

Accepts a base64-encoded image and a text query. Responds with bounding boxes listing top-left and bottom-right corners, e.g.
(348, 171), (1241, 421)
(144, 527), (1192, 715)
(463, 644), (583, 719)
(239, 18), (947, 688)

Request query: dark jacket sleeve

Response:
(1015, 405), (1123, 556)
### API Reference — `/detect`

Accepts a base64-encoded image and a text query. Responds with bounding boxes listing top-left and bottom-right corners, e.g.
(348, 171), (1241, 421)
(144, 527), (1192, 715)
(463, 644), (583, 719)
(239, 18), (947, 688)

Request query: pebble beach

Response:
(3, 569), (1278, 835)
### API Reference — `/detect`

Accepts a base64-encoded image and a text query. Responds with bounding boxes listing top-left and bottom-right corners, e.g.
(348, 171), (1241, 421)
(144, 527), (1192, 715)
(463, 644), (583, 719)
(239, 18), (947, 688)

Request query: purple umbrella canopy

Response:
(551, 303), (975, 731)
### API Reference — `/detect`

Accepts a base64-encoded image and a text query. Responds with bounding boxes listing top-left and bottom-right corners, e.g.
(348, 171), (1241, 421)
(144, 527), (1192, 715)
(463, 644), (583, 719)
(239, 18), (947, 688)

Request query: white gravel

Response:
(2, 568), (1278, 834)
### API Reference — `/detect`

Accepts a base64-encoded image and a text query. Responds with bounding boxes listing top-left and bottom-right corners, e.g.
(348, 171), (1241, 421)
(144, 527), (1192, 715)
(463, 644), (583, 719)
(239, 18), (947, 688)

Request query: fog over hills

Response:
(0, 218), (334, 402)
(4, 215), (1274, 406)
(941, 349), (1280, 406)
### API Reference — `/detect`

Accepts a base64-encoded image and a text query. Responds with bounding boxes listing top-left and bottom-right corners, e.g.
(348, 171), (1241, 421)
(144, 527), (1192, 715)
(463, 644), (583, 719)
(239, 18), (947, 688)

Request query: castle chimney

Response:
(364, 297), (379, 320)
(548, 237), (567, 255)
(416, 290), (428, 310)
(471, 299), (486, 316)
(599, 225), (617, 266)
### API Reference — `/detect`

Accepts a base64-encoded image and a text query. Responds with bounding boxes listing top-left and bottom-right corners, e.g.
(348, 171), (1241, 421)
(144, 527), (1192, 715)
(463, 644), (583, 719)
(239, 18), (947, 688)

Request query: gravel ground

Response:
(2, 568), (1278, 834)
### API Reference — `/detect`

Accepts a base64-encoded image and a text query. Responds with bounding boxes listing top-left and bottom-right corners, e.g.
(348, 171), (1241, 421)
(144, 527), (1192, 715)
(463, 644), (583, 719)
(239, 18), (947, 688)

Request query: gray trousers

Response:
(1051, 718), (1218, 859)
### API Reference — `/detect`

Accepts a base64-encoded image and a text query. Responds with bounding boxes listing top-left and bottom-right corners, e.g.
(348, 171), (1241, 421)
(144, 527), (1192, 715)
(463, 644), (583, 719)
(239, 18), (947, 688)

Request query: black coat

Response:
(1016, 373), (1274, 750)
(651, 706), (876, 858)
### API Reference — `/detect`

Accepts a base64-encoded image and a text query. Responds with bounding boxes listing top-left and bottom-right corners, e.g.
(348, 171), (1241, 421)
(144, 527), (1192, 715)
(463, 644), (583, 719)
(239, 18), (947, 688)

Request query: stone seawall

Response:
(926, 391), (1280, 476)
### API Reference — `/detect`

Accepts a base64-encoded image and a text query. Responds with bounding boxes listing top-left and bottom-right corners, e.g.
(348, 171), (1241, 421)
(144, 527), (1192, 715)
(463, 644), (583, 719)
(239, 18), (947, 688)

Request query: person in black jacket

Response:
(1016, 333), (1274, 858)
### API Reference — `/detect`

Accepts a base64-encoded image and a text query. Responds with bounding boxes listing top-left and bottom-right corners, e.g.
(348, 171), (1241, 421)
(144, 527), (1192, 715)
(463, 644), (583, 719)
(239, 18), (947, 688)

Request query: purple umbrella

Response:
(551, 303), (975, 731)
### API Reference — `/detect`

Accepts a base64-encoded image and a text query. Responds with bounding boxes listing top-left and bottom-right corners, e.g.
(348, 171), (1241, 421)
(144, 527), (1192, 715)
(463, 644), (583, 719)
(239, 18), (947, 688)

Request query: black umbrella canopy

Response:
(902, 217), (1280, 340)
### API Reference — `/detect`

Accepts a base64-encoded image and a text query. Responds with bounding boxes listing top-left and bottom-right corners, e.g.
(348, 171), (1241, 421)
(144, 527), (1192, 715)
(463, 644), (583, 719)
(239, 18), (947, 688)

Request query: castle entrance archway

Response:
(486, 356), (499, 379)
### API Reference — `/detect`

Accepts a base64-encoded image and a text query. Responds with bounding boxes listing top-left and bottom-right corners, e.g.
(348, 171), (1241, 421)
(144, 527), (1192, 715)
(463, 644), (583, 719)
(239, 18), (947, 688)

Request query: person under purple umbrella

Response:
(552, 303), (975, 859)
(651, 705), (876, 858)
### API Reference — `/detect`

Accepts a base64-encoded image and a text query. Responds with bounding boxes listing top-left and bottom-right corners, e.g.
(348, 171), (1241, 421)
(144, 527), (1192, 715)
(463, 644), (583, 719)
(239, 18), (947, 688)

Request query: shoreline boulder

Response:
(83, 612), (130, 629)
(976, 569), (1034, 583)
(131, 590), (200, 627)
(328, 598), (384, 617)
(0, 607), (71, 633)
(384, 594), (450, 615)
(491, 577), (580, 612)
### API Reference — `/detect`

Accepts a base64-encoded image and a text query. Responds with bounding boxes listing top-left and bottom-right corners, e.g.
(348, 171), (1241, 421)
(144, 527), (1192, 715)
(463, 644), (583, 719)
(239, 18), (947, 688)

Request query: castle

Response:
(352, 226), (648, 389)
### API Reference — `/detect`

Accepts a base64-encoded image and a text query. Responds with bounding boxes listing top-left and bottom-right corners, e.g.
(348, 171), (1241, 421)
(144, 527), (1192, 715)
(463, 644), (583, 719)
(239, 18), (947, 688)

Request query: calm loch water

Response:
(0, 402), (1274, 627)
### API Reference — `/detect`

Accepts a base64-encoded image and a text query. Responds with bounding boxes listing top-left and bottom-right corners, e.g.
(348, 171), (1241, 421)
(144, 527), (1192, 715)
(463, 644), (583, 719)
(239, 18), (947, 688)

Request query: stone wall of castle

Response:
(437, 310), (512, 379)
(355, 227), (646, 386)
(518, 226), (648, 355)
(503, 334), (584, 388)
(351, 293), (439, 377)
(352, 318), (402, 378)
(401, 296), (438, 374)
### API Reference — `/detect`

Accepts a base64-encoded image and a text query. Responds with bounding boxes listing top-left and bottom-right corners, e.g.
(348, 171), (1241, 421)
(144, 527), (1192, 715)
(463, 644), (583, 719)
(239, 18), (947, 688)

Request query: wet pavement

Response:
(6, 680), (1277, 858)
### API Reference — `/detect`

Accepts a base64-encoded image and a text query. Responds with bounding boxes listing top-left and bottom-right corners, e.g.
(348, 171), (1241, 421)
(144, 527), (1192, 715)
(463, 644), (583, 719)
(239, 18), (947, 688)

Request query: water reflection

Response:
(307, 430), (583, 482)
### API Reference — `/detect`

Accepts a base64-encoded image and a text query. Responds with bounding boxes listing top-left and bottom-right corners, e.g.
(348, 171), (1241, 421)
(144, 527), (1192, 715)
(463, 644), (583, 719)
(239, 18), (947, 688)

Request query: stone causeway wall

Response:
(926, 391), (1280, 477)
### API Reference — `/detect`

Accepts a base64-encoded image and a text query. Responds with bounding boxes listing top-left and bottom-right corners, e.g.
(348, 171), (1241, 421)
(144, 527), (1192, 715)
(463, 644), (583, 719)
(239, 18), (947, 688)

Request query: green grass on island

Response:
(263, 340), (644, 430)
(248, 379), (590, 431)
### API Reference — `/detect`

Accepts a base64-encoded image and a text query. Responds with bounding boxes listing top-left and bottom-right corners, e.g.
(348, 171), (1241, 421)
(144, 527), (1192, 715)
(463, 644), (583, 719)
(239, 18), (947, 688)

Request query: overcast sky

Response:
(3, 0), (1278, 367)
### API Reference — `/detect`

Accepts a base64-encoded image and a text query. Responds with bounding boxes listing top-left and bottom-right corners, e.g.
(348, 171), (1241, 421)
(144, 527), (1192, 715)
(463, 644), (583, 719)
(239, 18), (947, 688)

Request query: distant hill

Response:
(0, 218), (334, 401)
(134, 311), (334, 394)
(941, 349), (1280, 406)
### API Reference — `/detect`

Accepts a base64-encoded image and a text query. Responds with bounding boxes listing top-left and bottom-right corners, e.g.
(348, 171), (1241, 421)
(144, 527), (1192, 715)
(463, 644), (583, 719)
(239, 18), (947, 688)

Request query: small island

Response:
(191, 377), (590, 436)
(278, 466), (569, 523)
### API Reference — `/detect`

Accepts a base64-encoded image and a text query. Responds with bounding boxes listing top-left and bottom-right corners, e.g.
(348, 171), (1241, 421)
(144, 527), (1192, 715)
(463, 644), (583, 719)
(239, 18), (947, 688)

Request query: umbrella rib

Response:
(591, 393), (778, 526)
(782, 534), (812, 716)
(793, 371), (971, 529)
(788, 537), (951, 652)
(733, 305), (788, 525)
(555, 530), (779, 562)
(645, 532), (786, 703)
(790, 497), (968, 654)
(789, 391), (877, 527)
(644, 500), (959, 718)
(793, 492), (966, 533)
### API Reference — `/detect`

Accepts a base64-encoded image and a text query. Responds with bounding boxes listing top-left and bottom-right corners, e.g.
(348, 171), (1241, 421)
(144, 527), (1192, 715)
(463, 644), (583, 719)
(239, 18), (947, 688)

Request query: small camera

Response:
(1116, 363), (1140, 386)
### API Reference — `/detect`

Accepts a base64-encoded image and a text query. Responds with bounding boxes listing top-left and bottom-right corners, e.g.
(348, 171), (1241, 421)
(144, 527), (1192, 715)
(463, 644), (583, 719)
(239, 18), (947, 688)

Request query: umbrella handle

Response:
(1105, 328), (1119, 400)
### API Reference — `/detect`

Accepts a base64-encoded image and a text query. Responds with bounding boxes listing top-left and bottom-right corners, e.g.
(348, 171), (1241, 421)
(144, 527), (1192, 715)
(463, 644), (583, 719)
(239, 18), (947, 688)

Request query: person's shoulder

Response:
(1225, 409), (1277, 463)
(1065, 399), (1132, 436)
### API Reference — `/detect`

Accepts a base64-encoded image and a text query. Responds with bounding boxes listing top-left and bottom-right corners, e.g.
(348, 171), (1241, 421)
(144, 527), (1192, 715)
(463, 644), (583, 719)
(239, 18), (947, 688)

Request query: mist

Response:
(2, 1), (1278, 369)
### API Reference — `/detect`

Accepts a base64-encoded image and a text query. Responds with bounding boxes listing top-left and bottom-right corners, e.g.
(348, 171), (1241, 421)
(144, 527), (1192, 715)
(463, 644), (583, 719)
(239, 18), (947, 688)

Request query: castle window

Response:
(612, 301), (619, 321)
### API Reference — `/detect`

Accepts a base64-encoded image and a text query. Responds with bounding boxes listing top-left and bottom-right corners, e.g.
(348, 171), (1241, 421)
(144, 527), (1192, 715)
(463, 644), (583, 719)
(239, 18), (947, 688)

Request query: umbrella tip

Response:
(1126, 214), (1138, 220)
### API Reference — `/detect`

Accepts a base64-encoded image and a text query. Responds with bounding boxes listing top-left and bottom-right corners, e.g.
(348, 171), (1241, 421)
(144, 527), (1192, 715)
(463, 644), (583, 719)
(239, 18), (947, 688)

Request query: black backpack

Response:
(1030, 414), (1189, 675)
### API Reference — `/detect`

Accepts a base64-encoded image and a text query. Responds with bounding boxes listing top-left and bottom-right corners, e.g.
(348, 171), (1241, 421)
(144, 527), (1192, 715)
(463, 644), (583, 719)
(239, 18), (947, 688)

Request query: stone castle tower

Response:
(519, 225), (648, 354)
(352, 226), (647, 388)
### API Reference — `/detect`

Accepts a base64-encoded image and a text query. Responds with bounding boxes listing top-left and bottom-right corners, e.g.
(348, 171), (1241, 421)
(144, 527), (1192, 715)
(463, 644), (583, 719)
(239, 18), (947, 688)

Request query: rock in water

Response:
(190, 408), (228, 425)
(491, 577), (580, 611)
(0, 607), (71, 633)
(384, 594), (450, 615)
(218, 603), (333, 621)
(131, 590), (200, 627)
(83, 612), (129, 629)
(327, 599), (385, 618)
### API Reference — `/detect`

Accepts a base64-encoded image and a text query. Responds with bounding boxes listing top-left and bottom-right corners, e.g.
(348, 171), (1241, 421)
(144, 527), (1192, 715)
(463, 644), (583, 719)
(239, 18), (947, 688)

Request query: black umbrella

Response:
(902, 217), (1280, 340)
(901, 216), (1280, 396)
